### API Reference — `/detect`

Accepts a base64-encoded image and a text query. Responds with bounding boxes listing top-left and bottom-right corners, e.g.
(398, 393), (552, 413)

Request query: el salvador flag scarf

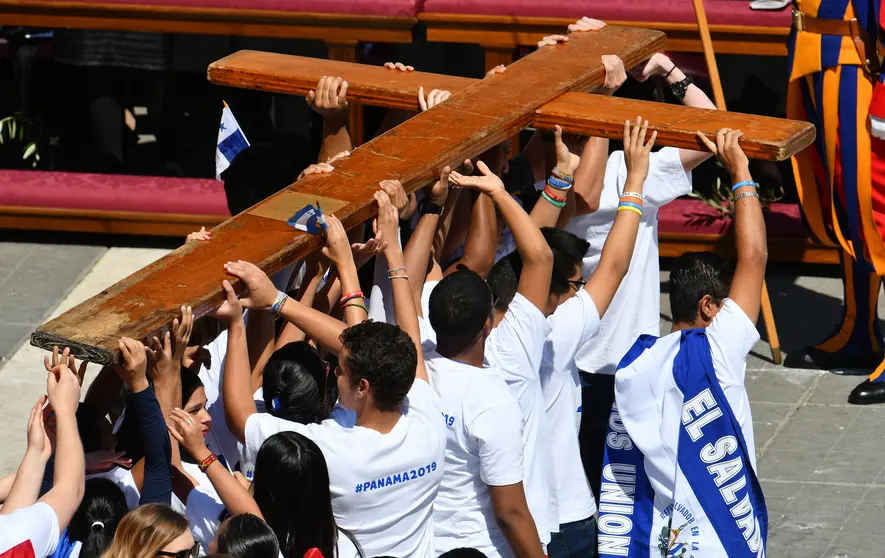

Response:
(597, 330), (767, 558)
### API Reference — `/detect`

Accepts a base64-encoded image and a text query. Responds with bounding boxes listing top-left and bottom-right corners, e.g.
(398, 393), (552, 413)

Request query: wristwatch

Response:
(419, 197), (444, 215)
(670, 75), (694, 100)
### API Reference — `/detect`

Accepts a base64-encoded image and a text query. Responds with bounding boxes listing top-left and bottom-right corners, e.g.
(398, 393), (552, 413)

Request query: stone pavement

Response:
(1, 236), (885, 557)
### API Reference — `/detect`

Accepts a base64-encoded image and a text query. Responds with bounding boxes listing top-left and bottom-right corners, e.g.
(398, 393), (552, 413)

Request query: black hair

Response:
(263, 342), (335, 423)
(439, 549), (489, 558)
(428, 268), (496, 354)
(252, 432), (338, 558)
(68, 478), (129, 558)
(181, 367), (204, 407)
(669, 251), (734, 324)
(221, 143), (293, 215)
(338, 321), (416, 412)
(76, 402), (110, 454)
(216, 514), (280, 558)
(487, 254), (520, 312)
(542, 227), (589, 295)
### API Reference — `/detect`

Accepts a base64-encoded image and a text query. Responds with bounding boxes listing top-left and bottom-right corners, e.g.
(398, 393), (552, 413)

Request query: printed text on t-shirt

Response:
(355, 462), (438, 493)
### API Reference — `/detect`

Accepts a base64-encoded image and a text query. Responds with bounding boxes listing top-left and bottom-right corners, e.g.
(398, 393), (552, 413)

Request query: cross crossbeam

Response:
(32, 26), (666, 364)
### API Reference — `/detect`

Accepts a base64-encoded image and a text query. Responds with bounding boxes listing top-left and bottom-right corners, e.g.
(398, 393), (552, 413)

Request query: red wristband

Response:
(339, 290), (365, 307)
(543, 186), (568, 203)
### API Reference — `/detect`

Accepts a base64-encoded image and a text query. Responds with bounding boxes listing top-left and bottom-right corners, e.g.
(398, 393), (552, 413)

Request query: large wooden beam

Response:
(209, 50), (814, 161)
(33, 26), (666, 365)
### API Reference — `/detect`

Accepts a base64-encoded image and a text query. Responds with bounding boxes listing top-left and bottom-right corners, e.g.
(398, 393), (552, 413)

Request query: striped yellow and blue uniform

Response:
(788, 0), (885, 380)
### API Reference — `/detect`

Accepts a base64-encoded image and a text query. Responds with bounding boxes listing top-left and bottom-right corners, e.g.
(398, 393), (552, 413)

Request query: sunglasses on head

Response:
(156, 543), (200, 558)
(568, 279), (587, 290)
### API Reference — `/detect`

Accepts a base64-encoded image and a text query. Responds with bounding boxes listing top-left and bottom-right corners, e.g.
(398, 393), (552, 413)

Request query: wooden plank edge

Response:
(659, 231), (840, 265)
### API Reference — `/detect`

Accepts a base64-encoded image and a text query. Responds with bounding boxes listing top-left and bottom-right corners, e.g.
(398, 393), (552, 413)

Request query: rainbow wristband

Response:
(618, 201), (643, 212)
(542, 192), (567, 208)
(270, 290), (288, 314)
(551, 167), (573, 181)
(618, 204), (643, 217)
(731, 180), (757, 192)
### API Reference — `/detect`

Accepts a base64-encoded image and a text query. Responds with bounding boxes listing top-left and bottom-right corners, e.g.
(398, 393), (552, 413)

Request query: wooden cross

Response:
(31, 27), (815, 365)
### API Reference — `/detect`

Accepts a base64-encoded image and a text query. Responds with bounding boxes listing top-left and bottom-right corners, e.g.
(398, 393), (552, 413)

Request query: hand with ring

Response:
(167, 408), (207, 458)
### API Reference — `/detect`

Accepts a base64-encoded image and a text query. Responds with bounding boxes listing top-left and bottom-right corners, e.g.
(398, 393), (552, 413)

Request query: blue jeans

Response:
(548, 517), (598, 558)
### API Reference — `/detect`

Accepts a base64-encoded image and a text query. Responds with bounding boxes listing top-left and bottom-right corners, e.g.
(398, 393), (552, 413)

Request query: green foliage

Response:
(0, 114), (41, 169)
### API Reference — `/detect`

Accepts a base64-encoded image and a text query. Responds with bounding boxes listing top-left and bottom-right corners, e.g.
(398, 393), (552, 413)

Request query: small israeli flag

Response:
(288, 204), (328, 234)
(215, 101), (250, 180)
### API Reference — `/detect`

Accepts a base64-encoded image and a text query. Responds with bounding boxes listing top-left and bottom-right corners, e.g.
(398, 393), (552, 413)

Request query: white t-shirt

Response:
(485, 293), (557, 544)
(244, 379), (446, 558)
(0, 503), (59, 557)
(541, 289), (601, 525)
(424, 348), (525, 558)
(565, 147), (691, 374)
(87, 466), (140, 510)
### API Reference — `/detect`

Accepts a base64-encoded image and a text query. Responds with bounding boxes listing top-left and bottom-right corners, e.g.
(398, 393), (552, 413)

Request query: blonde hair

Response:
(101, 504), (188, 558)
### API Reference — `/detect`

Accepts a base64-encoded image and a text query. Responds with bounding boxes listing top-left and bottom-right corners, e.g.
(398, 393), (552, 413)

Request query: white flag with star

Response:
(215, 101), (250, 180)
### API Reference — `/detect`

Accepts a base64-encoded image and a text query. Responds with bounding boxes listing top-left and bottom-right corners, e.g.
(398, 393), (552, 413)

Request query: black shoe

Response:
(848, 379), (885, 405)
(783, 346), (883, 371)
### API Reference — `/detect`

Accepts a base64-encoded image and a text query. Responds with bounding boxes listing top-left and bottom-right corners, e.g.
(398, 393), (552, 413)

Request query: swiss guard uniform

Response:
(786, 0), (885, 403)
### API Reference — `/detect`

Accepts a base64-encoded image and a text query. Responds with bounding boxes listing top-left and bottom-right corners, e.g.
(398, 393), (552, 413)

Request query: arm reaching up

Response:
(697, 129), (766, 322)
(584, 117), (656, 317)
(531, 125), (580, 229)
(306, 76), (352, 163)
(450, 162), (553, 313)
(322, 215), (368, 326)
(217, 281), (255, 444)
(404, 170), (450, 313)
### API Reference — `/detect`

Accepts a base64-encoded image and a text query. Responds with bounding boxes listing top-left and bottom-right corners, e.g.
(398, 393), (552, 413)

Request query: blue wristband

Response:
(270, 290), (288, 314)
(547, 177), (573, 189)
(618, 201), (643, 212)
(731, 180), (757, 192)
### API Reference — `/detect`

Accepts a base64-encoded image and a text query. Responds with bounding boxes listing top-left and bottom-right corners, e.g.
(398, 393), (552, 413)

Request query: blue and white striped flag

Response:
(215, 101), (250, 180)
(288, 204), (327, 234)
(598, 330), (767, 558)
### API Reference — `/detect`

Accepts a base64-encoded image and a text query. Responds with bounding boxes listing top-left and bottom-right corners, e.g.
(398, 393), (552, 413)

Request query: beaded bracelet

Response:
(731, 180), (757, 192)
(547, 177), (573, 190)
(345, 303), (369, 314)
(617, 202), (643, 217)
(734, 191), (759, 201)
(198, 453), (218, 473)
(551, 167), (573, 181)
(270, 291), (288, 315)
(543, 186), (568, 203)
(542, 191), (567, 208)
(620, 191), (644, 202)
(339, 290), (365, 307)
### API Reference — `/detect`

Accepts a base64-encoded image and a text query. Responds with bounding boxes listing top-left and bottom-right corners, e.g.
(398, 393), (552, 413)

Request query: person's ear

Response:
(357, 378), (371, 399)
(698, 294), (716, 323)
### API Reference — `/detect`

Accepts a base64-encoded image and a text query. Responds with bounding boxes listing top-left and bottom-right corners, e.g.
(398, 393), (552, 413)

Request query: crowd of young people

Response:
(0, 16), (768, 558)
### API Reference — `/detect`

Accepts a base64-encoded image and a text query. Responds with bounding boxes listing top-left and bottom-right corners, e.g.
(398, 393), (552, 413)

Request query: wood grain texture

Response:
(210, 51), (815, 161)
(34, 26), (666, 365)
(0, 0), (415, 42)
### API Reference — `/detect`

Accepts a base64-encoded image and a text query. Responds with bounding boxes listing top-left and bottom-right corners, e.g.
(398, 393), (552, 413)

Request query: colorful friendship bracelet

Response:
(344, 303), (369, 314)
(543, 186), (568, 203)
(339, 290), (365, 307)
(542, 191), (567, 208)
(198, 453), (218, 473)
(617, 203), (643, 217)
(731, 180), (757, 192)
(270, 290), (288, 314)
(734, 191), (759, 201)
(551, 167), (573, 181)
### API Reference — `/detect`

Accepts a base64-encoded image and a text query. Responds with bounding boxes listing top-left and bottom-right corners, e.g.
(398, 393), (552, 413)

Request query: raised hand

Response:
(631, 53), (676, 83)
(568, 16), (606, 32)
(44, 346), (88, 386)
(485, 64), (507, 78)
(26, 396), (51, 461)
(426, 166), (451, 205)
(384, 61), (414, 72)
(85, 450), (132, 474)
(379, 179), (410, 218)
(599, 55), (627, 96)
(321, 215), (356, 268)
(327, 150), (351, 165)
(449, 161), (505, 195)
(167, 408), (209, 459)
(216, 279), (245, 323)
(306, 76), (349, 117)
(116, 337), (149, 393)
(537, 35), (568, 48)
(172, 305), (194, 363)
(696, 128), (749, 179)
(186, 226), (211, 243)
(374, 190), (400, 255)
(351, 237), (383, 268)
(47, 360), (81, 417)
(297, 162), (334, 181)
(623, 117), (657, 184)
(553, 125), (581, 176)
(418, 87), (452, 112)
(223, 261), (277, 310)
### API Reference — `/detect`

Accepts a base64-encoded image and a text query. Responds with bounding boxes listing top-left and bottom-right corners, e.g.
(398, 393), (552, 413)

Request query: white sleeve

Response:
(638, 147), (692, 208)
(491, 293), (552, 394)
(546, 289), (601, 375)
(706, 299), (760, 386)
(0, 503), (60, 557)
(368, 227), (403, 324)
(244, 413), (311, 466)
(403, 378), (442, 422)
(470, 402), (525, 486)
(186, 486), (225, 553)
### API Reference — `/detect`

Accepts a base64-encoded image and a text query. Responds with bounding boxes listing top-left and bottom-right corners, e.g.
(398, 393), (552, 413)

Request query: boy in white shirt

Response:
(220, 193), (446, 558)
